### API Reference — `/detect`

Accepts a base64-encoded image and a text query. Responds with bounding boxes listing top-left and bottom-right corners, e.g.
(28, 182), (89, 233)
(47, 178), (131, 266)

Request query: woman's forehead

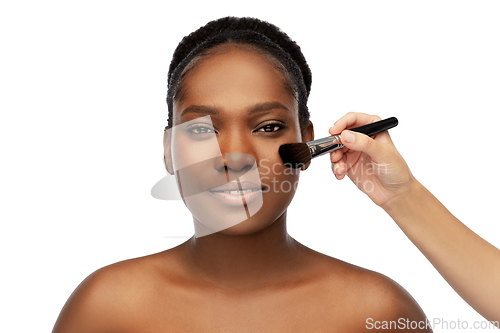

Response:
(173, 47), (298, 118)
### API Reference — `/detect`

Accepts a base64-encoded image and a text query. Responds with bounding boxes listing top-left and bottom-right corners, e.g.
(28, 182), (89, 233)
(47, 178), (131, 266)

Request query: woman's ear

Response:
(300, 121), (314, 171)
(163, 126), (174, 175)
(302, 120), (314, 143)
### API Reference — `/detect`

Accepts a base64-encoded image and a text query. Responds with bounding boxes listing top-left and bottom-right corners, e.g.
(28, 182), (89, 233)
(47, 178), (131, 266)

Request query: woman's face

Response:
(166, 44), (313, 237)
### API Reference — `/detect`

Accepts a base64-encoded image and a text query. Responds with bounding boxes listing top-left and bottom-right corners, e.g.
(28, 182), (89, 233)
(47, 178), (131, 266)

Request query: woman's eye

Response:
(192, 127), (213, 134)
(257, 123), (283, 133)
(187, 125), (215, 134)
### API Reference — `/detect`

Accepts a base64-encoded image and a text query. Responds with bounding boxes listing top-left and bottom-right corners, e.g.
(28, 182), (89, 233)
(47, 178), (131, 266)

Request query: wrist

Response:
(381, 177), (425, 221)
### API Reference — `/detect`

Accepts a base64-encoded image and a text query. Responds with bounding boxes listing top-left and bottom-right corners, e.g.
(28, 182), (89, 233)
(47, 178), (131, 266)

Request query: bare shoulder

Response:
(52, 251), (176, 333)
(309, 253), (432, 332)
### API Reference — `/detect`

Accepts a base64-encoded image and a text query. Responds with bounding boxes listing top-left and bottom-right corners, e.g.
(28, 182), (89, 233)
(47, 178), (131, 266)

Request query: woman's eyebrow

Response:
(248, 102), (290, 115)
(180, 102), (290, 117)
(180, 105), (219, 117)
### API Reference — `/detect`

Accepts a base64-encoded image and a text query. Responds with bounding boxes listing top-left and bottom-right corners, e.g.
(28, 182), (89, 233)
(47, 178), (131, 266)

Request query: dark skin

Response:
(52, 44), (432, 332)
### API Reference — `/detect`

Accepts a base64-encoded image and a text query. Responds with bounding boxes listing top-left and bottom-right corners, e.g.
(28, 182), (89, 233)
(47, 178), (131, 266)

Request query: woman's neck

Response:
(178, 212), (307, 291)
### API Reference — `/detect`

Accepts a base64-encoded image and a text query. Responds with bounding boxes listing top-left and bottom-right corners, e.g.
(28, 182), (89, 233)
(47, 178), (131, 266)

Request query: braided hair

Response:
(166, 16), (312, 133)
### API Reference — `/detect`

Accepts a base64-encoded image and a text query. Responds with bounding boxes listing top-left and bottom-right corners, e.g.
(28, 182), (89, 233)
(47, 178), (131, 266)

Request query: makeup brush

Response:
(279, 117), (398, 168)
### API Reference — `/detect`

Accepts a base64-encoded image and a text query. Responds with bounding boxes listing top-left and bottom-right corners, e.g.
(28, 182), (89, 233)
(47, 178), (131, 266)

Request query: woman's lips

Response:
(208, 188), (263, 207)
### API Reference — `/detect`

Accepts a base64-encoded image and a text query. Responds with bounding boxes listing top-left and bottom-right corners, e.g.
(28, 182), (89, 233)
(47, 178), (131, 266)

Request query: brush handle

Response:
(307, 136), (344, 157)
(307, 117), (398, 158)
(349, 117), (398, 137)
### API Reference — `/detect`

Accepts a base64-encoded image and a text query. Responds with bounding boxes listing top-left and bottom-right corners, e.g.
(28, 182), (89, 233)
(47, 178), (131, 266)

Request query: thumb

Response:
(341, 130), (386, 161)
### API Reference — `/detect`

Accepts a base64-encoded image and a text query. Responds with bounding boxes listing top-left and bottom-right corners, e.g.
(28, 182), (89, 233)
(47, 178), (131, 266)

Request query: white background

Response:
(1, 1), (499, 332)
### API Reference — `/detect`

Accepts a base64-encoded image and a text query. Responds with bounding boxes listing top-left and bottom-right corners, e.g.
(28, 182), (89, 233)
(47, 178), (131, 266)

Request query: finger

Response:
(329, 112), (382, 136)
(330, 149), (344, 163)
(332, 160), (344, 179)
(371, 130), (395, 146)
(332, 161), (339, 178)
(339, 145), (350, 154)
(333, 155), (347, 179)
(331, 146), (363, 171)
(340, 129), (388, 163)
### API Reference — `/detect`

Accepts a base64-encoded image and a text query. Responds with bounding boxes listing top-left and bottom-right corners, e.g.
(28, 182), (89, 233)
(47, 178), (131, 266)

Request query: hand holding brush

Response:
(329, 113), (411, 208)
(280, 113), (410, 209)
(279, 116), (398, 169)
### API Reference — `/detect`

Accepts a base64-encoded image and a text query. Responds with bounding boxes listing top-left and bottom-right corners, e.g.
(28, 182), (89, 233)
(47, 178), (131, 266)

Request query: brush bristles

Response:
(279, 143), (311, 169)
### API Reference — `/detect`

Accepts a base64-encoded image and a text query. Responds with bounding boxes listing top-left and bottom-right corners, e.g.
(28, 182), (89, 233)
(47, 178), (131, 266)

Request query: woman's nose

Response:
(223, 152), (256, 172)
(214, 134), (257, 172)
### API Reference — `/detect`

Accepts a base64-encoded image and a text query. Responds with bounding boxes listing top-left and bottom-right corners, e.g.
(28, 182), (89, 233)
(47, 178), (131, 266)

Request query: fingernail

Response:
(343, 131), (355, 143)
(333, 163), (339, 175)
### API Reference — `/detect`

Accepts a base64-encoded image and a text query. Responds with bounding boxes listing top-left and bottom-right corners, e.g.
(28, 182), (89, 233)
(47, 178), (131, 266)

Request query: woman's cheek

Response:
(277, 164), (300, 194)
(258, 159), (300, 195)
(171, 135), (221, 172)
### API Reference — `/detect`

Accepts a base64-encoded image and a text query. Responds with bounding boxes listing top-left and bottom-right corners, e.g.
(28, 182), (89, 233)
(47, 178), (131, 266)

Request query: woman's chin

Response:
(186, 186), (296, 237)
(193, 199), (294, 238)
